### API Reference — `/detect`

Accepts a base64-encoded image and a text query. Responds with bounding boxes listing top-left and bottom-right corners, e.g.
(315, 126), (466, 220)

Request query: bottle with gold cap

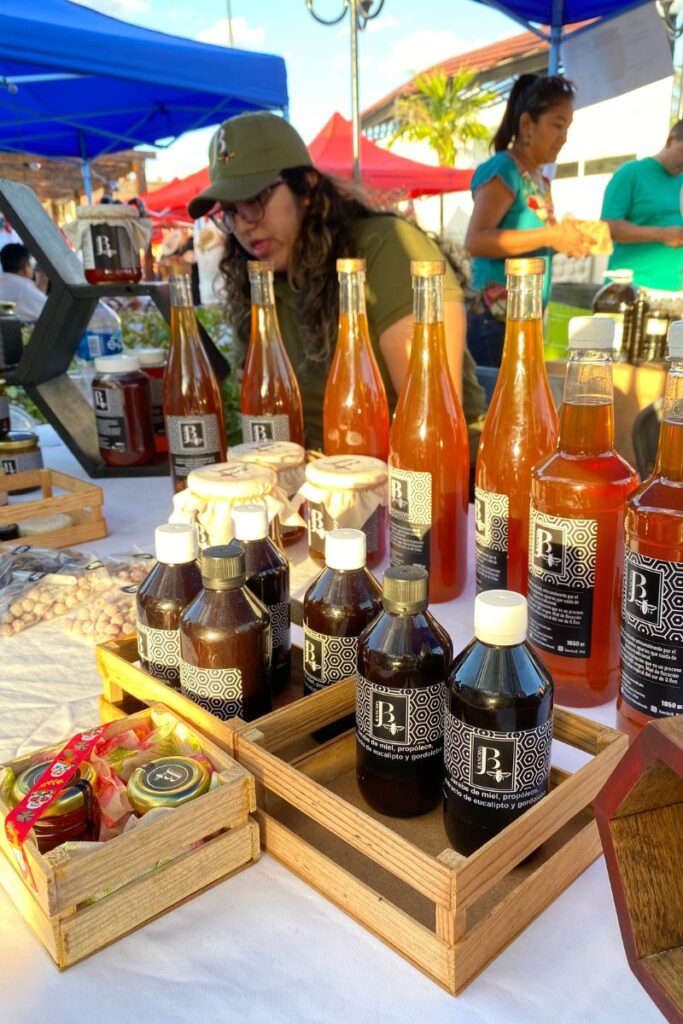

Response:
(179, 540), (272, 721)
(356, 565), (452, 818)
(241, 260), (304, 446)
(388, 260), (469, 603)
(127, 756), (210, 814)
(475, 258), (558, 596)
(323, 258), (389, 460)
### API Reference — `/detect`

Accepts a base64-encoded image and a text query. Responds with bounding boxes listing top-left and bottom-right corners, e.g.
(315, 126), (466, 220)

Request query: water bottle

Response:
(74, 301), (123, 400)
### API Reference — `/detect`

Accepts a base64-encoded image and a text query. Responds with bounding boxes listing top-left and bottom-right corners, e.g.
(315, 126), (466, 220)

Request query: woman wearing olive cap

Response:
(190, 111), (486, 451)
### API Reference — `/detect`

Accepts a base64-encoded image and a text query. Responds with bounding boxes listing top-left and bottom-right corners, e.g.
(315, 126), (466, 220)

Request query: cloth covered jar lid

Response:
(75, 204), (139, 222)
(186, 460), (277, 499)
(229, 440), (305, 469)
(305, 454), (387, 491)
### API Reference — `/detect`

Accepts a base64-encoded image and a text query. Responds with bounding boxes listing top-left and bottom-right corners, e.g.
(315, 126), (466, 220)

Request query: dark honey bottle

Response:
(356, 565), (452, 817)
(136, 523), (202, 689)
(179, 541), (272, 722)
(444, 590), (553, 855)
(232, 503), (290, 696)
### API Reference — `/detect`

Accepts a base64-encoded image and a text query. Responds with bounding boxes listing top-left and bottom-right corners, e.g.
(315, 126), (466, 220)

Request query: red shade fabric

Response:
(138, 167), (210, 224)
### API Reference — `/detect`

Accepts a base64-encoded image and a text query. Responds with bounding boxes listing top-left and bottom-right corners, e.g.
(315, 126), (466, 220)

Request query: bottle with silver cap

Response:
(444, 590), (553, 855)
(232, 503), (290, 695)
(528, 316), (639, 707)
(618, 321), (683, 736)
(179, 540), (272, 721)
(136, 523), (202, 689)
(356, 565), (452, 817)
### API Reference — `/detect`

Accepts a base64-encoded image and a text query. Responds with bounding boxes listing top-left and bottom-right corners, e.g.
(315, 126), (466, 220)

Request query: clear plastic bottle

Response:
(75, 301), (123, 401)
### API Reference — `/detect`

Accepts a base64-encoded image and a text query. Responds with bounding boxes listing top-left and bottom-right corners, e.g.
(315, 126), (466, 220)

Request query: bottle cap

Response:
(337, 258), (365, 273)
(568, 316), (615, 351)
(94, 354), (141, 374)
(474, 590), (528, 646)
(247, 260), (274, 273)
(505, 257), (545, 276)
(605, 269), (634, 282)
(200, 541), (246, 589)
(410, 259), (445, 278)
(668, 321), (683, 360)
(136, 348), (166, 367)
(382, 565), (429, 613)
(325, 528), (366, 571)
(13, 760), (97, 817)
(154, 523), (198, 564)
(231, 503), (268, 541)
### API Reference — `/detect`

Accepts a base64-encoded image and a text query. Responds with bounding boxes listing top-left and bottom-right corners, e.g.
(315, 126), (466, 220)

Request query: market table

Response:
(0, 427), (664, 1024)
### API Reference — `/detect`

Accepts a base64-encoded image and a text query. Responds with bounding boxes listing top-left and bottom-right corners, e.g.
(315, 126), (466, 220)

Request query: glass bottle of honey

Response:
(323, 258), (389, 460)
(475, 258), (558, 595)
(356, 565), (452, 817)
(241, 260), (305, 446)
(163, 260), (227, 493)
(179, 541), (271, 721)
(388, 260), (469, 603)
(528, 317), (639, 707)
(618, 321), (683, 736)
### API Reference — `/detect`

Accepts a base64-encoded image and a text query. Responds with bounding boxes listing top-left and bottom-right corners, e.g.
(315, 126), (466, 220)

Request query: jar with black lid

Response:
(0, 431), (43, 492)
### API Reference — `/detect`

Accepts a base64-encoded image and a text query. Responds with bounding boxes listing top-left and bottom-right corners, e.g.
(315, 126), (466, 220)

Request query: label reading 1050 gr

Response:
(303, 625), (357, 695)
(621, 549), (683, 718)
(389, 466), (432, 570)
(180, 660), (243, 719)
(474, 487), (509, 591)
(527, 509), (597, 659)
(166, 414), (223, 479)
(356, 675), (444, 763)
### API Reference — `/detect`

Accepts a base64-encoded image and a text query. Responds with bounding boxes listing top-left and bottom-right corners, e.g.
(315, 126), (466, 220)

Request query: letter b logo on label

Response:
(250, 420), (274, 442)
(303, 634), (322, 681)
(626, 562), (662, 627)
(470, 734), (516, 791)
(370, 691), (408, 744)
(533, 524), (565, 575)
(180, 421), (205, 449)
(390, 476), (409, 515)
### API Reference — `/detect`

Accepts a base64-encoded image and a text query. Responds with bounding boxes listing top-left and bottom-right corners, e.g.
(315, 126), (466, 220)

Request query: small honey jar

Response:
(12, 760), (100, 854)
(127, 756), (211, 814)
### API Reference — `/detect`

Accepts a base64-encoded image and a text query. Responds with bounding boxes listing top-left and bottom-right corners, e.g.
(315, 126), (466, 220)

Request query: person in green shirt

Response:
(188, 111), (485, 452)
(601, 121), (683, 291)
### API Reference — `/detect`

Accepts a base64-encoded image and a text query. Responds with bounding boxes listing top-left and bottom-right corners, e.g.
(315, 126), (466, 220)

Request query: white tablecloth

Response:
(0, 428), (663, 1024)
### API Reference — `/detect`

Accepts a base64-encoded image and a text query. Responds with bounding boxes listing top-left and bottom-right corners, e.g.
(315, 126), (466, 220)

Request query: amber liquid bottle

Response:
(179, 541), (271, 721)
(618, 322), (683, 736)
(475, 259), (558, 595)
(136, 523), (202, 689)
(323, 258), (389, 460)
(357, 565), (452, 818)
(163, 261), (227, 492)
(444, 590), (554, 855)
(232, 503), (290, 696)
(241, 260), (304, 446)
(388, 260), (469, 603)
(528, 317), (639, 707)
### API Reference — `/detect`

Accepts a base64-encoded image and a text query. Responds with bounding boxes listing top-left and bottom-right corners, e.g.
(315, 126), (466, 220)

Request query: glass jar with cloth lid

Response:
(229, 440), (306, 545)
(65, 205), (152, 285)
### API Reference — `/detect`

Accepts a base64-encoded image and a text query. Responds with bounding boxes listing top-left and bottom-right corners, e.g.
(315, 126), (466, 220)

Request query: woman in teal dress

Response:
(466, 74), (592, 366)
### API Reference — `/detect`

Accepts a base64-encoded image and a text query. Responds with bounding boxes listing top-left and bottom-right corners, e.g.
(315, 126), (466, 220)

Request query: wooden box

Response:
(0, 704), (259, 968)
(595, 717), (683, 1024)
(0, 468), (107, 548)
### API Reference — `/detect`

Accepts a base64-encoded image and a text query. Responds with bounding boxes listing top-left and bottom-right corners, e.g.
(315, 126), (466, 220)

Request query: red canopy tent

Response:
(138, 167), (210, 224)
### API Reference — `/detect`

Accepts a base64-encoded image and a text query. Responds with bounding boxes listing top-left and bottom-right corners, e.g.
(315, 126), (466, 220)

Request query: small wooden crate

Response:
(0, 468), (107, 548)
(0, 704), (259, 968)
(595, 716), (683, 1024)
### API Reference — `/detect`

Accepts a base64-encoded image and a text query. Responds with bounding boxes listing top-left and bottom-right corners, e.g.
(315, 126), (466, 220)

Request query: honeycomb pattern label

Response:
(241, 414), (291, 443)
(356, 675), (444, 761)
(137, 621), (181, 688)
(269, 601), (290, 650)
(475, 487), (509, 591)
(303, 626), (357, 694)
(180, 660), (243, 720)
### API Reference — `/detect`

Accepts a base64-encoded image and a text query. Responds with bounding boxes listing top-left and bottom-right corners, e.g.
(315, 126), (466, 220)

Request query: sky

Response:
(74, 0), (515, 182)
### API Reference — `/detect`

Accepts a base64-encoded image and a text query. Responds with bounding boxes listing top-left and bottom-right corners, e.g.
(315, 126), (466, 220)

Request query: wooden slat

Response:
(237, 678), (356, 753)
(0, 847), (61, 964)
(290, 731), (356, 785)
(0, 468), (106, 547)
(553, 706), (624, 755)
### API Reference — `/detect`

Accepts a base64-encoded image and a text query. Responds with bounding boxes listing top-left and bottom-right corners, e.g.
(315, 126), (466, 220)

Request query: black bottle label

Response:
(303, 625), (357, 694)
(241, 413), (291, 443)
(166, 414), (223, 480)
(356, 675), (443, 761)
(444, 714), (552, 811)
(474, 487), (508, 591)
(137, 621), (181, 688)
(82, 224), (136, 271)
(527, 509), (597, 659)
(269, 600), (290, 653)
(389, 467), (432, 570)
(93, 386), (128, 451)
(149, 377), (165, 437)
(620, 549), (683, 717)
(179, 660), (243, 719)
(307, 504), (379, 556)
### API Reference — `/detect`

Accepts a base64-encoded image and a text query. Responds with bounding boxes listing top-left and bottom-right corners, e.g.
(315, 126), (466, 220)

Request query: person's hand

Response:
(658, 226), (683, 248)
(548, 219), (594, 258)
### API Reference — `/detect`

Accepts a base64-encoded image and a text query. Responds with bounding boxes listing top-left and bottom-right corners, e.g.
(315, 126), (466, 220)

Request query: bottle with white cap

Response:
(231, 503), (290, 695)
(443, 590), (553, 855)
(618, 321), (683, 736)
(356, 565), (452, 817)
(92, 353), (155, 468)
(527, 316), (639, 708)
(136, 523), (202, 689)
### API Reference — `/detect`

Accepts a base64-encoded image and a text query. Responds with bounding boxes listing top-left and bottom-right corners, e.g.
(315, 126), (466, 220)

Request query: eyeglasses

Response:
(209, 179), (285, 235)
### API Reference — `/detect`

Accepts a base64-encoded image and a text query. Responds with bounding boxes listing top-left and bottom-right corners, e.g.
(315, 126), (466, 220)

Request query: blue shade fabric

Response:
(473, 0), (648, 28)
(0, 0), (288, 160)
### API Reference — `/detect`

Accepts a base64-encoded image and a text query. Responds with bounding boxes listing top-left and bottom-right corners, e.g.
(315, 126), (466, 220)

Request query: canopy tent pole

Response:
(548, 0), (564, 73)
(79, 132), (93, 203)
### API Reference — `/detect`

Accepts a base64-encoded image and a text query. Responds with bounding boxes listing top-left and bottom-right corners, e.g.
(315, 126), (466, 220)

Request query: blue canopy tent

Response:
(0, 0), (288, 198)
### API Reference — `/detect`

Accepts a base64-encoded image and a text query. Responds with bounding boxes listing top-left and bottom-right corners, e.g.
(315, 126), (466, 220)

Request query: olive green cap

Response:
(382, 565), (429, 613)
(200, 541), (246, 590)
(188, 112), (312, 219)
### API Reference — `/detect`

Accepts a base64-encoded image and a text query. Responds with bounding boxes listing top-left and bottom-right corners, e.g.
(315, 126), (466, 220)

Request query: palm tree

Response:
(389, 67), (495, 234)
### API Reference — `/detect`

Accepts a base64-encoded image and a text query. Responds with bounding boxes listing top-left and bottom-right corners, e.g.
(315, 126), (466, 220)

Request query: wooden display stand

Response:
(0, 468), (107, 548)
(595, 717), (683, 1024)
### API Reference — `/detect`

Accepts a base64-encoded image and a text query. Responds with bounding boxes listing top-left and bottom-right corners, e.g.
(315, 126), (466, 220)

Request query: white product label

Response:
(166, 414), (223, 479)
(241, 413), (291, 444)
(303, 625), (357, 694)
(93, 386), (127, 451)
(356, 675), (444, 762)
(137, 621), (181, 687)
(269, 600), (290, 651)
(180, 660), (243, 719)
(389, 466), (432, 570)
(475, 487), (509, 591)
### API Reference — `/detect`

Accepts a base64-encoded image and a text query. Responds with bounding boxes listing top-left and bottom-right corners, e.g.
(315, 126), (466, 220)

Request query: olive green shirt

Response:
(273, 215), (486, 450)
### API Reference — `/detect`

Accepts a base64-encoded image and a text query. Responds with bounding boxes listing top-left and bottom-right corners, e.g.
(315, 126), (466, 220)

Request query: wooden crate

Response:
(0, 704), (259, 968)
(0, 468), (107, 548)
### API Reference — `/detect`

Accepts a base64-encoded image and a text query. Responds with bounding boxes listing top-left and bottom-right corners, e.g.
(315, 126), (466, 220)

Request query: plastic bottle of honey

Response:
(179, 541), (272, 721)
(618, 321), (683, 736)
(92, 354), (155, 468)
(241, 260), (305, 446)
(232, 503), (290, 696)
(388, 260), (469, 603)
(528, 317), (639, 707)
(136, 523), (202, 689)
(323, 258), (389, 460)
(444, 591), (554, 855)
(356, 565), (452, 817)
(475, 258), (558, 595)
(137, 348), (168, 454)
